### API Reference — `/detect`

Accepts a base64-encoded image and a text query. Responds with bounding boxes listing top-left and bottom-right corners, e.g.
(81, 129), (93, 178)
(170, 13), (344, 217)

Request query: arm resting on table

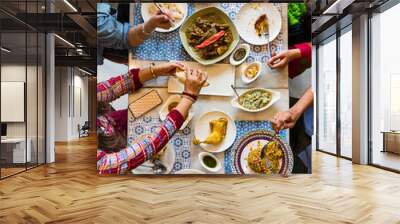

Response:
(97, 109), (185, 174)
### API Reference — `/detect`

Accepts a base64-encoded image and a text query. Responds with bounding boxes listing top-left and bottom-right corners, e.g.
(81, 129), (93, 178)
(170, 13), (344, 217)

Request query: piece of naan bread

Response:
(175, 69), (209, 87)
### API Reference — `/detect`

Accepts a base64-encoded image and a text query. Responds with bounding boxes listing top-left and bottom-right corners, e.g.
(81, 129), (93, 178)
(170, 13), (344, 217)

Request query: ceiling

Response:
(0, 0), (96, 74)
(312, 0), (391, 42)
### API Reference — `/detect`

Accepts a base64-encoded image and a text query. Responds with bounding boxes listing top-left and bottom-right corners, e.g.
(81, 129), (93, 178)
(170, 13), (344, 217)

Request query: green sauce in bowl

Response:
(203, 155), (217, 168)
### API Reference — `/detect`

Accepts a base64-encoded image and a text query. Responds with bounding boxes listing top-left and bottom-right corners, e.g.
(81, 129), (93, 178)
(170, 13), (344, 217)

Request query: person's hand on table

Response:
(174, 69), (207, 118)
(271, 109), (301, 132)
(153, 62), (185, 77)
(183, 68), (208, 97)
(144, 11), (173, 32)
(267, 49), (302, 69)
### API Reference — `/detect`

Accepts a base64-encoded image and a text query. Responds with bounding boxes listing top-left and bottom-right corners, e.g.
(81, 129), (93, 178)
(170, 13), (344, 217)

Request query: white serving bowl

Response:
(198, 152), (222, 173)
(231, 88), (281, 113)
(229, 43), (250, 66)
(240, 61), (263, 84)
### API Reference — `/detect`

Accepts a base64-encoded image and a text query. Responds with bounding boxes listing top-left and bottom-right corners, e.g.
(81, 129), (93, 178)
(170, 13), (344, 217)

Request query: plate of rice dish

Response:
(231, 130), (293, 176)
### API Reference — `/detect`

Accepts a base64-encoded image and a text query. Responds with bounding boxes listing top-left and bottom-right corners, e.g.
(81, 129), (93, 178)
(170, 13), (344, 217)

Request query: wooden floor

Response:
(1, 167), (26, 178)
(0, 135), (400, 224)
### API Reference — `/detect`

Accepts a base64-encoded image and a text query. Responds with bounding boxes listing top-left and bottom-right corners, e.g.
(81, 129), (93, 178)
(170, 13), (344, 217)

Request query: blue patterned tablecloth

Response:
(128, 114), (287, 174)
(131, 3), (285, 63)
(128, 115), (192, 172)
(224, 120), (287, 174)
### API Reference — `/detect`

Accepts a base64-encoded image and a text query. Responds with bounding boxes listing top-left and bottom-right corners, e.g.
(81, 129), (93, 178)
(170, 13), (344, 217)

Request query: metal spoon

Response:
(261, 131), (279, 159)
(260, 144), (268, 159)
(230, 85), (240, 98)
(153, 159), (167, 174)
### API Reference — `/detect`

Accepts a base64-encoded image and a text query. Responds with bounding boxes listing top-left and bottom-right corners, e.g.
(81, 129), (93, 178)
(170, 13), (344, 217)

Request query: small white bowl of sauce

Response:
(230, 43), (250, 66)
(198, 152), (222, 173)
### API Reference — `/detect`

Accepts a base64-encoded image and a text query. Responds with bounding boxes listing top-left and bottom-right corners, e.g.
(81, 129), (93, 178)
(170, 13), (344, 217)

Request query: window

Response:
(339, 28), (352, 158)
(0, 0), (47, 179)
(370, 3), (400, 171)
(317, 36), (337, 154)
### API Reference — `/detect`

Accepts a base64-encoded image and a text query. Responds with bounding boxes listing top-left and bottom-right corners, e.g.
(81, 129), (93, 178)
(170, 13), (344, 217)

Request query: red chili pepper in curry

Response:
(195, 31), (226, 49)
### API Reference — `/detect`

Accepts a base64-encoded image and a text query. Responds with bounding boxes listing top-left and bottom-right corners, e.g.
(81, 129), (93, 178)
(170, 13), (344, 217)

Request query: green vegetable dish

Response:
(185, 13), (233, 60)
(239, 89), (272, 110)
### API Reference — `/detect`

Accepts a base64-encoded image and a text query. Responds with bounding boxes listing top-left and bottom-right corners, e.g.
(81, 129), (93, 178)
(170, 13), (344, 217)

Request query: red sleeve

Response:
(294, 43), (311, 61)
(97, 68), (142, 103)
(289, 42), (312, 79)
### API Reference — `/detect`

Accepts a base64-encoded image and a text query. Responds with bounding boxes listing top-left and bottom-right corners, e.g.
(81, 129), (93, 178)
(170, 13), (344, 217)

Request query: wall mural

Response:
(96, 2), (312, 176)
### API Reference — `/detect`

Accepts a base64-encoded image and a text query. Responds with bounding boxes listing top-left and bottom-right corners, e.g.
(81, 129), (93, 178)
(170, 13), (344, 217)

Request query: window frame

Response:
(367, 0), (400, 173)
(315, 23), (353, 161)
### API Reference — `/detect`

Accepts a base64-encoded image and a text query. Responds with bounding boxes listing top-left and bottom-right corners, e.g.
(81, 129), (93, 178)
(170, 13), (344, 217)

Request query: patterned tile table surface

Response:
(131, 3), (287, 64)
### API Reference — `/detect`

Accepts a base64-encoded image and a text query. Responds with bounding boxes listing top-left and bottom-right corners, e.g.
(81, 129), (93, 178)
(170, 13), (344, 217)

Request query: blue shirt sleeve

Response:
(97, 3), (132, 65)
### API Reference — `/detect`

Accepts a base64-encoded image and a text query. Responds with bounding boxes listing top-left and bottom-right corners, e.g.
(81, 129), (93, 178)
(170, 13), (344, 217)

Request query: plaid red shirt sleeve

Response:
(97, 109), (185, 174)
(288, 42), (312, 79)
(97, 68), (143, 103)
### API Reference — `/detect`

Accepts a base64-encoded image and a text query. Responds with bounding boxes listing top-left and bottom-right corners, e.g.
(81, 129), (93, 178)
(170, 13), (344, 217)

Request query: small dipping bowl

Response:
(198, 152), (222, 173)
(229, 43), (250, 66)
(241, 61), (262, 84)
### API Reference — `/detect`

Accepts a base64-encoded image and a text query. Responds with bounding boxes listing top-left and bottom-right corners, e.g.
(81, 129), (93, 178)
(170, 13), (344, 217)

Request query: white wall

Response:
(54, 67), (89, 141)
(1, 65), (31, 138)
(1, 63), (46, 163)
(54, 66), (68, 141)
(72, 73), (89, 138)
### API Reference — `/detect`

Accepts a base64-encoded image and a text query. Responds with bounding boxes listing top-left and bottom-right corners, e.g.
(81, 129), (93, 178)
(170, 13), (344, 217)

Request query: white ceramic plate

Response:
(141, 3), (188, 33)
(131, 142), (175, 174)
(235, 3), (281, 45)
(194, 111), (237, 153)
(231, 88), (280, 113)
(159, 95), (194, 130)
(238, 139), (275, 174)
(174, 169), (205, 174)
(231, 130), (293, 176)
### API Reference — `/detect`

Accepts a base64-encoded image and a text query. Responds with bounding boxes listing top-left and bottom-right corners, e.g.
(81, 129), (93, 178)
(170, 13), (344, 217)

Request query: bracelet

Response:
(182, 94), (196, 103)
(149, 62), (157, 79)
(141, 24), (152, 36)
(182, 91), (198, 102)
